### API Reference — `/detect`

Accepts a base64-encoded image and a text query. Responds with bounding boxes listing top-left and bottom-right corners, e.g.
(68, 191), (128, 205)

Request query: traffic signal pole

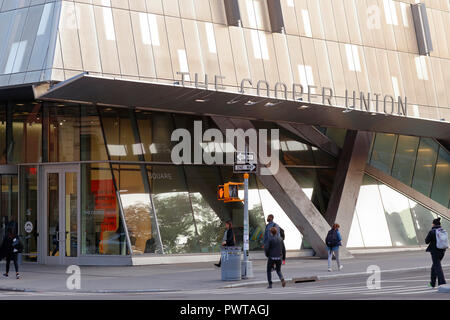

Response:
(242, 172), (253, 279)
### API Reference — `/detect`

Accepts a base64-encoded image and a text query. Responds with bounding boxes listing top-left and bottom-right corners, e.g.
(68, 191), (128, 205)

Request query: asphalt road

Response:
(0, 267), (449, 300)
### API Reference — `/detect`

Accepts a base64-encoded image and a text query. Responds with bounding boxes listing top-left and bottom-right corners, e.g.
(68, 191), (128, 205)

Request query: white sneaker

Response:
(328, 268), (332, 272)
(339, 265), (343, 271)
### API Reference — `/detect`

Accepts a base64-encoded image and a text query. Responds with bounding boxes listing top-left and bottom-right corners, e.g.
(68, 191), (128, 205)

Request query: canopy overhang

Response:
(33, 73), (450, 139)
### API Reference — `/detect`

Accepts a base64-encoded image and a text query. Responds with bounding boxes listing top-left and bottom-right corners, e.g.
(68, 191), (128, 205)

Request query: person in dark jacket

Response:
(214, 220), (235, 268)
(1, 228), (21, 279)
(263, 214), (280, 248)
(425, 217), (447, 288)
(265, 227), (286, 289)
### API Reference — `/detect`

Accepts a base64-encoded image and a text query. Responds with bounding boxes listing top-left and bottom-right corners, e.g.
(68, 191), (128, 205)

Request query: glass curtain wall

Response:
(5, 102), (340, 256)
(18, 166), (37, 262)
(369, 133), (450, 208)
(348, 174), (450, 248)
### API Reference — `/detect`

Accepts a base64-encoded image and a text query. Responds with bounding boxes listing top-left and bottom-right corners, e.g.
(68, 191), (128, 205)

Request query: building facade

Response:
(0, 0), (448, 265)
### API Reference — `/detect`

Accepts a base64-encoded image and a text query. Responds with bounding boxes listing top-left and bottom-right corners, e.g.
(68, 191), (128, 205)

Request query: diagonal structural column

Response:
(277, 123), (341, 157)
(211, 116), (352, 259)
(324, 130), (373, 247)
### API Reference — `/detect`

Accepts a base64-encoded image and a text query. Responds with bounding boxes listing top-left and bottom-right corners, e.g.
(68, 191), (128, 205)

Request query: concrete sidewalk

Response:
(0, 251), (449, 293)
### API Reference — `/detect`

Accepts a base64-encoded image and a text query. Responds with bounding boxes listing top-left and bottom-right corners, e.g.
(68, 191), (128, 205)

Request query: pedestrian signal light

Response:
(217, 185), (225, 200)
(217, 182), (244, 203)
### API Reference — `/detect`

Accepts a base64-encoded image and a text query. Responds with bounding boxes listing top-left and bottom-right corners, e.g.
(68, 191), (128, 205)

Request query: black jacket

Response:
(0, 235), (22, 257)
(265, 235), (283, 259)
(425, 226), (446, 254)
(224, 228), (235, 247)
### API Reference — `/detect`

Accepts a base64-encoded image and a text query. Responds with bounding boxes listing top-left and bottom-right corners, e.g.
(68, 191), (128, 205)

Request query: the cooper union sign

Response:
(176, 71), (408, 117)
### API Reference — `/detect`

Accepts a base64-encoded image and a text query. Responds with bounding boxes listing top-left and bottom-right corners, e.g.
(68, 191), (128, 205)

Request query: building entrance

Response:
(43, 165), (80, 265)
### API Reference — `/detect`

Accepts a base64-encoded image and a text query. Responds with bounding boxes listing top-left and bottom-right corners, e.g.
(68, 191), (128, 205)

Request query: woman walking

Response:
(326, 223), (343, 272)
(1, 228), (22, 279)
(214, 220), (235, 268)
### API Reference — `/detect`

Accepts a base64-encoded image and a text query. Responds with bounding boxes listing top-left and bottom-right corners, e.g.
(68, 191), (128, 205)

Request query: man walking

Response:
(265, 227), (286, 289)
(1, 228), (22, 279)
(425, 217), (447, 288)
(263, 214), (280, 248)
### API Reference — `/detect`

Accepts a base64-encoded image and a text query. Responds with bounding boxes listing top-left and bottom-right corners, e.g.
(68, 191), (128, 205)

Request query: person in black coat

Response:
(214, 220), (235, 268)
(1, 228), (21, 279)
(265, 227), (286, 289)
(425, 218), (447, 288)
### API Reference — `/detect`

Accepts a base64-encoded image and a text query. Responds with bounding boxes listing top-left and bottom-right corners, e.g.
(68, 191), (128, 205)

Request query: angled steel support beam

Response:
(365, 164), (450, 220)
(277, 122), (341, 158)
(324, 131), (373, 247)
(211, 116), (352, 259)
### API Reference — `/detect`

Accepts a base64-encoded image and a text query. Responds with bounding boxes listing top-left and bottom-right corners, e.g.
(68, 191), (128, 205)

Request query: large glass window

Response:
(10, 102), (42, 163)
(430, 147), (450, 208)
(391, 135), (420, 186)
(18, 167), (37, 262)
(408, 199), (437, 244)
(353, 175), (393, 247)
(80, 106), (108, 161)
(370, 133), (397, 174)
(81, 163), (127, 255)
(100, 108), (141, 162)
(150, 165), (197, 254)
(113, 164), (161, 255)
(0, 103), (6, 164)
(46, 104), (80, 162)
(411, 138), (439, 196)
(378, 184), (419, 246)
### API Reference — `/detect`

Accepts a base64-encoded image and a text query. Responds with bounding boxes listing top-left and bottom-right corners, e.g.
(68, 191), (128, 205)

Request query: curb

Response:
(221, 264), (450, 289)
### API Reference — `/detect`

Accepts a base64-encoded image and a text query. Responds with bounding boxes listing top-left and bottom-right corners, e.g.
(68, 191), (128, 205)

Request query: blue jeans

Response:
(327, 249), (340, 269)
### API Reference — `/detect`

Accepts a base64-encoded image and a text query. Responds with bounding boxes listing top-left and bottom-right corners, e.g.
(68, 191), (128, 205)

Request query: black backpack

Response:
(325, 229), (339, 248)
(279, 227), (285, 241)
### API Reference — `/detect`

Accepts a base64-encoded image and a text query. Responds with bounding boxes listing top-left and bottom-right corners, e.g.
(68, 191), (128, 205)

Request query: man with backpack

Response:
(325, 223), (343, 272)
(425, 217), (448, 288)
(1, 228), (22, 279)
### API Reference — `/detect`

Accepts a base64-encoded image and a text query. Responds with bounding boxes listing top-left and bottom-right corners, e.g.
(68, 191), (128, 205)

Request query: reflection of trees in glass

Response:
(410, 203), (436, 244)
(249, 203), (265, 251)
(153, 193), (196, 254)
(384, 209), (418, 246)
(189, 194), (222, 253)
(122, 202), (152, 255)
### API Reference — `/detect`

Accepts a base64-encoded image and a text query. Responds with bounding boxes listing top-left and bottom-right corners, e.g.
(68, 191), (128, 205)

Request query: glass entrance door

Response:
(44, 166), (80, 264)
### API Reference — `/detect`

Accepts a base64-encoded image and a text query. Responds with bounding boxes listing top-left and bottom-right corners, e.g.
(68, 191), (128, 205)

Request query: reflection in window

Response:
(113, 165), (162, 254)
(354, 176), (392, 247)
(409, 199), (437, 244)
(378, 184), (418, 246)
(101, 108), (141, 161)
(80, 106), (108, 161)
(81, 164), (128, 255)
(150, 165), (197, 254)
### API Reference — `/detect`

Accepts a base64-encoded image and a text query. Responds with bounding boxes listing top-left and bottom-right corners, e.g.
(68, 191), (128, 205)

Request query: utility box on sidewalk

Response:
(221, 246), (242, 281)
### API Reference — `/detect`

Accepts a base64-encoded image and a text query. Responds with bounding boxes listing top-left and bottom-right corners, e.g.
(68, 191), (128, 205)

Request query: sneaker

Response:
(282, 260), (286, 265)
(328, 268), (332, 272)
(2, 273), (7, 278)
(214, 263), (221, 268)
(427, 283), (436, 289)
(16, 274), (19, 280)
(339, 265), (343, 271)
(267, 284), (272, 289)
(281, 279), (286, 287)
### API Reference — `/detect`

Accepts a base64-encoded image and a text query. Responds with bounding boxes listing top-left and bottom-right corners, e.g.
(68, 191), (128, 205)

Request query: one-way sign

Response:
(233, 163), (257, 173)
(235, 152), (256, 164)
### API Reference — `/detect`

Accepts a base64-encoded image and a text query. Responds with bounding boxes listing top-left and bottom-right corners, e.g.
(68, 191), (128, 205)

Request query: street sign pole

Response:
(241, 151), (253, 279)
